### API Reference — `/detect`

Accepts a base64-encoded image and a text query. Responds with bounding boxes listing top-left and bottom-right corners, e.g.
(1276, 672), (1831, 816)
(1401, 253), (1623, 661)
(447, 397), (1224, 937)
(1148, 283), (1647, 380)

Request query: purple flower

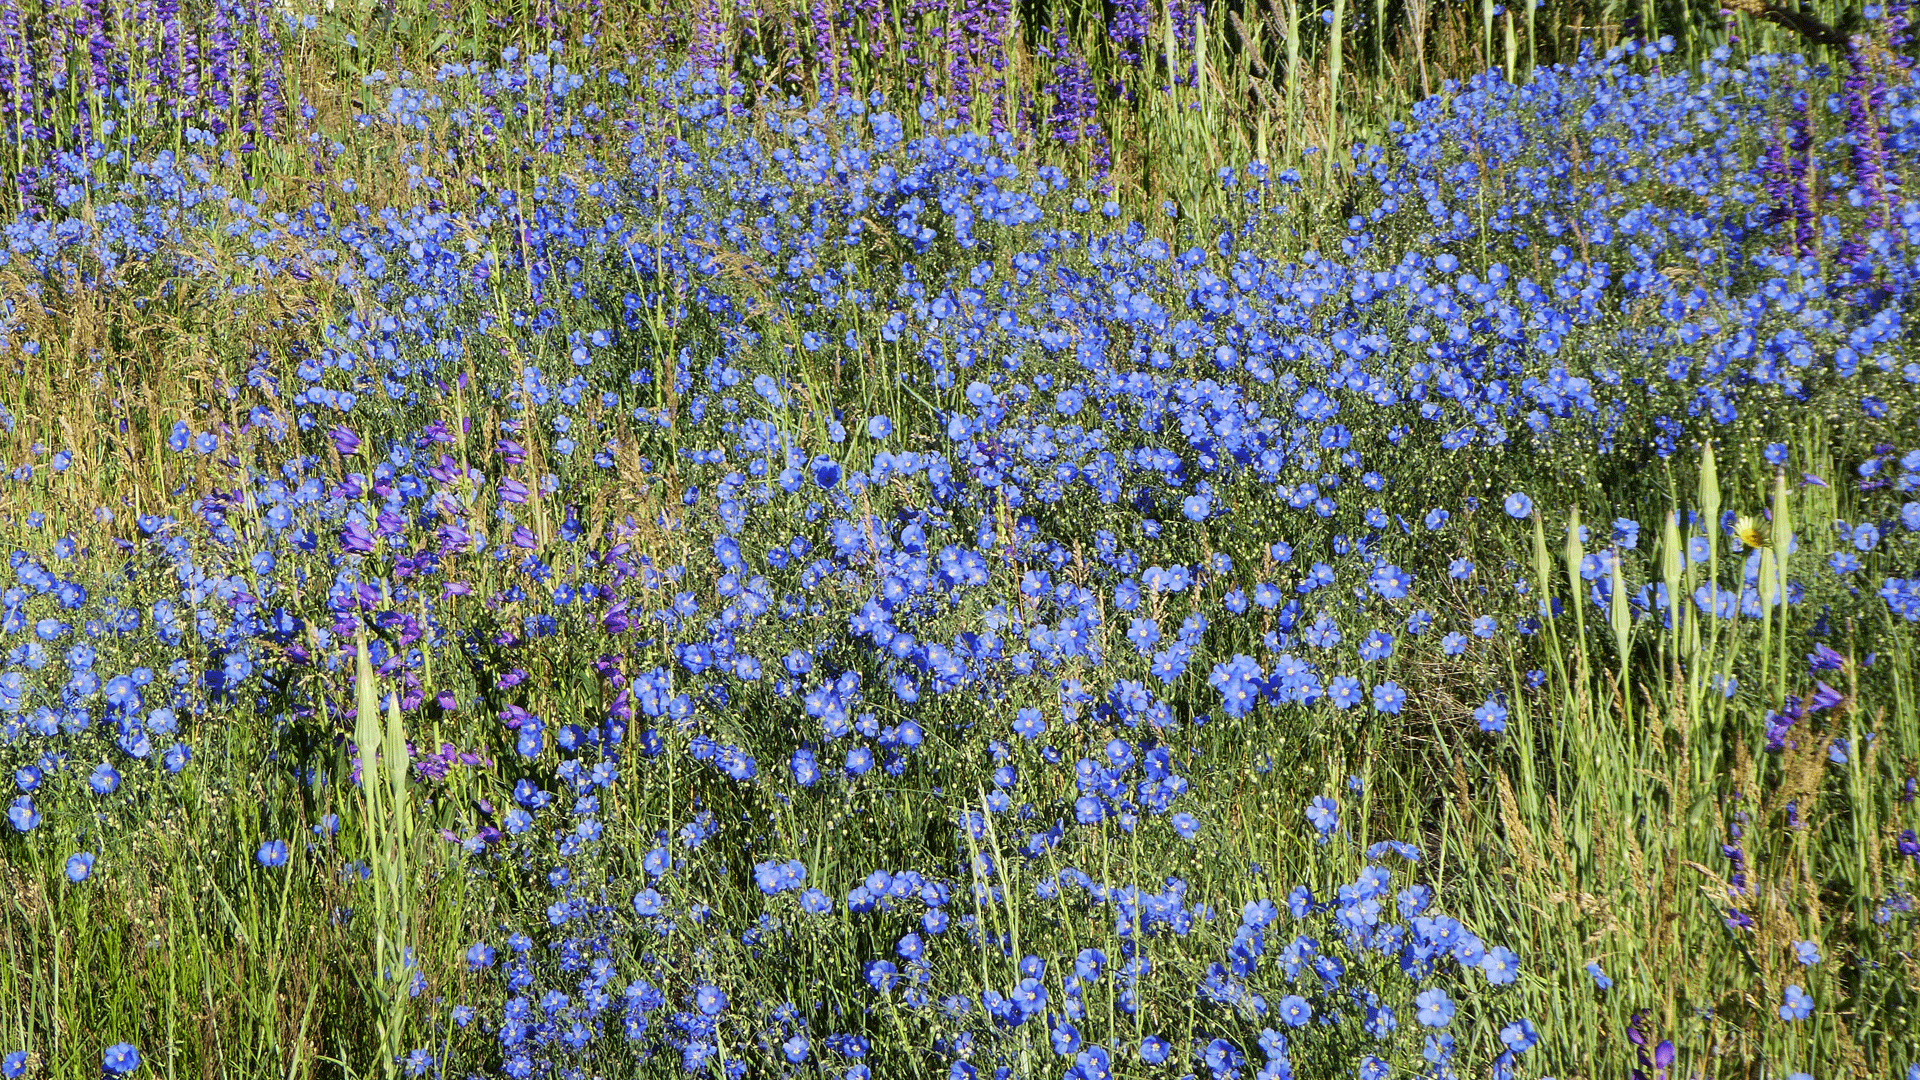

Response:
(1041, 23), (1103, 161)
(690, 0), (726, 77)
(1808, 681), (1844, 713)
(1841, 41), (1890, 241)
(1808, 643), (1847, 672)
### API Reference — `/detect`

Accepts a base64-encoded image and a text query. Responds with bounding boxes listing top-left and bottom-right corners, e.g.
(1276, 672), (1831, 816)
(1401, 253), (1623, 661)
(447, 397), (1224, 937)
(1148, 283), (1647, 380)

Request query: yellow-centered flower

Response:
(1734, 515), (1767, 549)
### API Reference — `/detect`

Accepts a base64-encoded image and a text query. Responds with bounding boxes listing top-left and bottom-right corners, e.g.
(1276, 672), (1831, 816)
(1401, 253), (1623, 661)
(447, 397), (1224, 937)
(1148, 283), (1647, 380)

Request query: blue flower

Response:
(790, 748), (819, 787)
(256, 840), (290, 868)
(2, 1051), (26, 1079)
(694, 985), (727, 1016)
(1793, 940), (1822, 966)
(752, 374), (783, 406)
(1203, 1038), (1242, 1075)
(1504, 492), (1534, 519)
(1277, 994), (1312, 1027)
(1327, 675), (1362, 709)
(1780, 984), (1813, 1021)
(1306, 795), (1340, 836)
(103, 1043), (142, 1076)
(465, 942), (496, 970)
(1499, 1018), (1539, 1053)
(1415, 987), (1456, 1028)
(1369, 564), (1412, 599)
(1688, 535), (1712, 565)
(1474, 696), (1510, 734)
(1049, 1021), (1081, 1056)
(1012, 975), (1047, 1013)
(1481, 945), (1520, 984)
(811, 455), (842, 489)
(1371, 681), (1406, 714)
(65, 852), (95, 882)
(781, 1035), (809, 1064)
(642, 847), (670, 878)
(754, 859), (806, 895)
(1358, 629), (1395, 661)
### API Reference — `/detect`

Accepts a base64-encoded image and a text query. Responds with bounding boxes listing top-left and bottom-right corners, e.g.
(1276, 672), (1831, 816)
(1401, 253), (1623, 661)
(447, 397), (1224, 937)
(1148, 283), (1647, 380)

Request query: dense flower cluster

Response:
(0, 10), (1917, 1080)
(0, 0), (301, 203)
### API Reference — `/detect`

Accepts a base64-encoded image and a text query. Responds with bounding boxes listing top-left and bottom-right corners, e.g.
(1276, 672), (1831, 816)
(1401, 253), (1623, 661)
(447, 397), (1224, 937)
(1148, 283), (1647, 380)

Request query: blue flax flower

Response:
(1415, 988), (1456, 1028)
(103, 1043), (142, 1076)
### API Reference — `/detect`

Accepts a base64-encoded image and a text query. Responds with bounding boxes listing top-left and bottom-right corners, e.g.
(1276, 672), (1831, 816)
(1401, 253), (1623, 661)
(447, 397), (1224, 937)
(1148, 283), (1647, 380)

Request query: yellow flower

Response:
(1734, 515), (1767, 549)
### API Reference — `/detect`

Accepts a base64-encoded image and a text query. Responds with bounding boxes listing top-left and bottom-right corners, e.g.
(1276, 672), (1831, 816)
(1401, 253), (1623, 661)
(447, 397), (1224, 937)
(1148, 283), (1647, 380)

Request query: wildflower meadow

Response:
(0, 0), (1917, 1077)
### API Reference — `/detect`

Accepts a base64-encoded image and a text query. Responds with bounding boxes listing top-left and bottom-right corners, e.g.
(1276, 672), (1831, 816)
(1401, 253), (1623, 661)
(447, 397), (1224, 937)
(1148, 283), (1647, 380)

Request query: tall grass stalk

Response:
(355, 633), (413, 1080)
(1422, 443), (1915, 1075)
